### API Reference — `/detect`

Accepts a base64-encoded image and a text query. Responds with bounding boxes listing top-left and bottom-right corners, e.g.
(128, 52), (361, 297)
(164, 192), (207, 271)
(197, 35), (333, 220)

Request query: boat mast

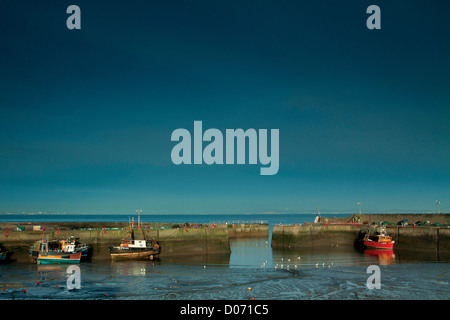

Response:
(137, 209), (142, 228)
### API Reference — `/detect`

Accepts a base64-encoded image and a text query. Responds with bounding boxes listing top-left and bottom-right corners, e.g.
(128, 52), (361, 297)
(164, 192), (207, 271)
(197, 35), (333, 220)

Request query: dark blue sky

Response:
(1, 1), (449, 214)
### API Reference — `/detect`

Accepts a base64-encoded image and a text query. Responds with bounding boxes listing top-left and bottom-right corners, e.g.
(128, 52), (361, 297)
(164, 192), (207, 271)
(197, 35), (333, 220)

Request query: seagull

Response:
(315, 263), (319, 268)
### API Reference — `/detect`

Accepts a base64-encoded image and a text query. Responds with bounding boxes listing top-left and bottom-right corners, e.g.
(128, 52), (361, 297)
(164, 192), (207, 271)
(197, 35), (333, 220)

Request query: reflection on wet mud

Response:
(363, 250), (395, 265)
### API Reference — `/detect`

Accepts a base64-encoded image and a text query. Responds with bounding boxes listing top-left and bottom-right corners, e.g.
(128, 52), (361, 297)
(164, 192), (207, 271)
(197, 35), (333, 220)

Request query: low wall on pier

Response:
(220, 223), (269, 238)
(347, 213), (450, 225)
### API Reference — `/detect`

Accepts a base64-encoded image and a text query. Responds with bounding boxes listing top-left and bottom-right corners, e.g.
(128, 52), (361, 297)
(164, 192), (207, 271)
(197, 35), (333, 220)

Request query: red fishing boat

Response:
(363, 229), (395, 250)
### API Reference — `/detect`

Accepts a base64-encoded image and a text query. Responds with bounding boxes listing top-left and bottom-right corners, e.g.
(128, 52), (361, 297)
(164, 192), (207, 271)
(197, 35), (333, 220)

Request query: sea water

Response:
(0, 214), (449, 300)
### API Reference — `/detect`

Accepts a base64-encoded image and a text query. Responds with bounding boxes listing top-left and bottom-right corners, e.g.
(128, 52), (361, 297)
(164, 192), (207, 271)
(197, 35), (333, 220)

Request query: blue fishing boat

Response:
(61, 236), (91, 260)
(36, 240), (81, 264)
(29, 237), (91, 263)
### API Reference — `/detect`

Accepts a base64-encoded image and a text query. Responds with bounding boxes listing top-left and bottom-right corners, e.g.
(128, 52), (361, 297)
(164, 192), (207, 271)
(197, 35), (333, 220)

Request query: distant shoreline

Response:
(0, 211), (444, 216)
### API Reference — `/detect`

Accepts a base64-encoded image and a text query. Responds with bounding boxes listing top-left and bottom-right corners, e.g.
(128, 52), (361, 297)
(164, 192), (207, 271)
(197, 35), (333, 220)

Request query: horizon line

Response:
(0, 211), (446, 216)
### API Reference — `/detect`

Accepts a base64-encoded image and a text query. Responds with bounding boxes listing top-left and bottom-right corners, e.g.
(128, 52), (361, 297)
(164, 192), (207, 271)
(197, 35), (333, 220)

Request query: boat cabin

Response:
(119, 239), (147, 248)
(377, 235), (392, 243)
(60, 240), (76, 252)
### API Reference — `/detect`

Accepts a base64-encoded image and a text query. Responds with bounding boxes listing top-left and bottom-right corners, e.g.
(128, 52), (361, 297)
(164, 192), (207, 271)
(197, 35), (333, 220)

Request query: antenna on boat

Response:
(357, 202), (362, 222)
(137, 209), (142, 228)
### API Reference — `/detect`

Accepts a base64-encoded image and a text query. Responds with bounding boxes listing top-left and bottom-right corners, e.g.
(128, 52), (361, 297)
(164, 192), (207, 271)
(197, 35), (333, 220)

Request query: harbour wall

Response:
(385, 225), (450, 252)
(271, 224), (361, 248)
(0, 222), (269, 262)
(271, 223), (450, 253)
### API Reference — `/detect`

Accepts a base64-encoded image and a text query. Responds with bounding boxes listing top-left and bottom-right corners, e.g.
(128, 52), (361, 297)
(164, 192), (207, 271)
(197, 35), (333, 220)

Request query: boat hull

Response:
(110, 249), (159, 261)
(363, 240), (395, 250)
(37, 252), (82, 264)
(0, 251), (13, 263)
(29, 240), (91, 262)
(76, 245), (92, 261)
